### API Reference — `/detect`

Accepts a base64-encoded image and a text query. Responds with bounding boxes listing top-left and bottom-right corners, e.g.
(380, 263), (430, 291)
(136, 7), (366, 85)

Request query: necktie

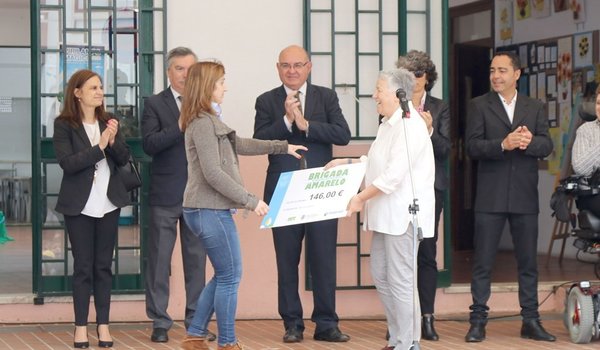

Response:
(297, 91), (307, 169)
(177, 96), (182, 111)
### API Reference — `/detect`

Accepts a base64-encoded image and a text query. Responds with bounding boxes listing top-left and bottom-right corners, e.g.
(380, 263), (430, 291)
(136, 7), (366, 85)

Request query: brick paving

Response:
(0, 315), (597, 349)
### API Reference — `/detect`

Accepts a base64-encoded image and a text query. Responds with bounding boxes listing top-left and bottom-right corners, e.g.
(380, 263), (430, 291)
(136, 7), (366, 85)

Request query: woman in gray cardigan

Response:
(179, 61), (306, 350)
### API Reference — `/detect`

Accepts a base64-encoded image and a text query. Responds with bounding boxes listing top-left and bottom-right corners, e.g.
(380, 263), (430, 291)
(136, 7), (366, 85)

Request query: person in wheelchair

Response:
(571, 85), (600, 220)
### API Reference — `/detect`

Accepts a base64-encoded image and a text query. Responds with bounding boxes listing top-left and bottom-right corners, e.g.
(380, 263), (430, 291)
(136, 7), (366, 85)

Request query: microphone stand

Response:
(400, 104), (423, 350)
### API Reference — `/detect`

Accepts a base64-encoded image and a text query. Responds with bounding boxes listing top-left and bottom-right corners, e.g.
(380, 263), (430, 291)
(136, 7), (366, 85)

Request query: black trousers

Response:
(418, 189), (444, 315)
(64, 209), (120, 326)
(469, 212), (540, 323)
(272, 218), (339, 334)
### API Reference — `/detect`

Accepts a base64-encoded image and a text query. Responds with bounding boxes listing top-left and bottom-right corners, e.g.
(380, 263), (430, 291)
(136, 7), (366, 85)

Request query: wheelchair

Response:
(553, 174), (600, 343)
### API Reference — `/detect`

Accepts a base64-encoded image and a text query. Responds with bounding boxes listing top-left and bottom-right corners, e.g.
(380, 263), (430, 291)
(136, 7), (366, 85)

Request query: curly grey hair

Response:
(395, 50), (438, 92)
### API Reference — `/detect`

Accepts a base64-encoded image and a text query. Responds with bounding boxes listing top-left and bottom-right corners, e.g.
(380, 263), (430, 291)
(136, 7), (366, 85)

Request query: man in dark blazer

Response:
(142, 47), (213, 343)
(253, 45), (351, 343)
(464, 51), (555, 343)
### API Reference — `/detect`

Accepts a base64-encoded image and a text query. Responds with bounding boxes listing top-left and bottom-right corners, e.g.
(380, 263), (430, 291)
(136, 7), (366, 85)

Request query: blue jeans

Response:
(183, 208), (242, 346)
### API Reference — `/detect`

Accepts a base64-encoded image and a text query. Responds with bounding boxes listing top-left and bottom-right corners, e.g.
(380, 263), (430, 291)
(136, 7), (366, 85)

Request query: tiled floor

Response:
(0, 316), (598, 349)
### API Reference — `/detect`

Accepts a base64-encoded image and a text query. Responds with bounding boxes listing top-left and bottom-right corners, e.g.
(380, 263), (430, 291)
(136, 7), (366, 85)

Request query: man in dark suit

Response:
(253, 45), (351, 343)
(142, 47), (214, 343)
(464, 51), (555, 343)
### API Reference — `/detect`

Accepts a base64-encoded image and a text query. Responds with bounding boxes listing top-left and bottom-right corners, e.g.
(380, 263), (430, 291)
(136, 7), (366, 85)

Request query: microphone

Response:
(396, 88), (410, 118)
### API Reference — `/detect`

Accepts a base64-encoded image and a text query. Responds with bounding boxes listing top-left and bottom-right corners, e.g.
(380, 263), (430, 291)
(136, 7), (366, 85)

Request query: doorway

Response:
(449, 1), (493, 255)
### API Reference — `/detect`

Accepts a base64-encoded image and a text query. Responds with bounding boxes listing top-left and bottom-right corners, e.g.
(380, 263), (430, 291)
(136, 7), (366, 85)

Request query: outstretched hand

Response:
(324, 158), (348, 170)
(287, 144), (308, 159)
(254, 200), (269, 216)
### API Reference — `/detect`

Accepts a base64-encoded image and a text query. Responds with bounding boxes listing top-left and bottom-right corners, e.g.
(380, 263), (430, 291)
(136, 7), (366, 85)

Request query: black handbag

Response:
(118, 157), (141, 191)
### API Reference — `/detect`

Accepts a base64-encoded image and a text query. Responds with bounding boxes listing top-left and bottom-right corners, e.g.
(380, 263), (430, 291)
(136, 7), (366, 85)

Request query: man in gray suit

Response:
(142, 47), (214, 343)
(464, 51), (554, 343)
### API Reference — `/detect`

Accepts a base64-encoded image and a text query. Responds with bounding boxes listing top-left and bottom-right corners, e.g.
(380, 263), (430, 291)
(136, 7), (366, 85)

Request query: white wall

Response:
(168, 1), (303, 138)
(0, 6), (29, 46)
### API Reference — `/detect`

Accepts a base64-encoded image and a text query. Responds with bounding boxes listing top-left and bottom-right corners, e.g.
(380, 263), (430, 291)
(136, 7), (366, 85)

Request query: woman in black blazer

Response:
(53, 69), (131, 348)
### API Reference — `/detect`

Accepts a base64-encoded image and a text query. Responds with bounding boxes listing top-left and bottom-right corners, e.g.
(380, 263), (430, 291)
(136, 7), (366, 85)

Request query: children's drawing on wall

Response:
(498, 0), (513, 41)
(529, 74), (538, 99)
(548, 99), (558, 127)
(570, 0), (586, 23)
(538, 72), (547, 101)
(557, 37), (573, 104)
(548, 128), (562, 174)
(532, 0), (551, 18)
(554, 0), (568, 12)
(516, 0), (531, 20)
(572, 70), (584, 95)
(573, 32), (593, 68)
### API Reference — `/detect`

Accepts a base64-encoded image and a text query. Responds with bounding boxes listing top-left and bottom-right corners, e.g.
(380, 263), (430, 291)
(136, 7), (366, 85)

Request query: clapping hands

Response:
(502, 126), (532, 151)
(100, 119), (119, 150)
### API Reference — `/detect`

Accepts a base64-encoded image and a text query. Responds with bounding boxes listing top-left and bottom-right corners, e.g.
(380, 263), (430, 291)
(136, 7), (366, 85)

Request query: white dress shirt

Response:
(362, 103), (435, 237)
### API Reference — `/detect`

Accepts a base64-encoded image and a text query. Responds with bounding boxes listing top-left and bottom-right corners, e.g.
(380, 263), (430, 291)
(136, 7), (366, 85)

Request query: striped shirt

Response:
(572, 119), (600, 176)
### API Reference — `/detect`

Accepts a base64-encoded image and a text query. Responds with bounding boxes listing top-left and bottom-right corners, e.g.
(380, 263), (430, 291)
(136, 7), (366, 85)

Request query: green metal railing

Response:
(304, 0), (450, 290)
(31, 0), (165, 300)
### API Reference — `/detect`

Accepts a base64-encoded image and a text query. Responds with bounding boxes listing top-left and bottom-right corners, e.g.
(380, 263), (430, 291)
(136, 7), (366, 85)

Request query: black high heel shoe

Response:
(73, 327), (89, 349)
(96, 325), (114, 348)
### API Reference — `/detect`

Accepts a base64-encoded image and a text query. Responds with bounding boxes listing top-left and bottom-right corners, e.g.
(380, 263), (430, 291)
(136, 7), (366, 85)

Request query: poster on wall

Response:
(553, 0), (568, 12)
(547, 74), (557, 98)
(571, 0), (586, 23)
(515, 0), (531, 20)
(537, 72), (547, 101)
(532, 0), (551, 18)
(498, 0), (513, 41)
(573, 32), (593, 68)
(547, 99), (558, 128)
(557, 37), (572, 104)
(547, 128), (562, 174)
(60, 46), (105, 82)
(572, 71), (584, 95)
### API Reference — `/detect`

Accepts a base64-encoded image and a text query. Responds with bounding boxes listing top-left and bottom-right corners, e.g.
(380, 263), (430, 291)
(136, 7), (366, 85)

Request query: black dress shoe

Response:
(207, 330), (217, 342)
(283, 328), (303, 343)
(422, 315), (439, 341)
(96, 325), (113, 348)
(73, 341), (89, 349)
(73, 326), (89, 348)
(314, 327), (350, 342)
(465, 323), (485, 342)
(521, 319), (556, 342)
(151, 327), (168, 343)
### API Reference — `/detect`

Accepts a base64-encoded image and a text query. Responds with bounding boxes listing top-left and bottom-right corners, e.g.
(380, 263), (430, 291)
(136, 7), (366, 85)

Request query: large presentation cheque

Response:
(260, 162), (367, 229)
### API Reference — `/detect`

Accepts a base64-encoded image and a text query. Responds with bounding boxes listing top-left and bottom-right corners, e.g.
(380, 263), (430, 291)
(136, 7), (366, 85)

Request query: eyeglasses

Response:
(412, 70), (425, 78)
(279, 62), (309, 71)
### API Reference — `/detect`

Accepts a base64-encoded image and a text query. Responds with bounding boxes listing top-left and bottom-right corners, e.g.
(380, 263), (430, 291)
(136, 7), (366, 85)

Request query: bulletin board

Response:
(497, 30), (599, 175)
